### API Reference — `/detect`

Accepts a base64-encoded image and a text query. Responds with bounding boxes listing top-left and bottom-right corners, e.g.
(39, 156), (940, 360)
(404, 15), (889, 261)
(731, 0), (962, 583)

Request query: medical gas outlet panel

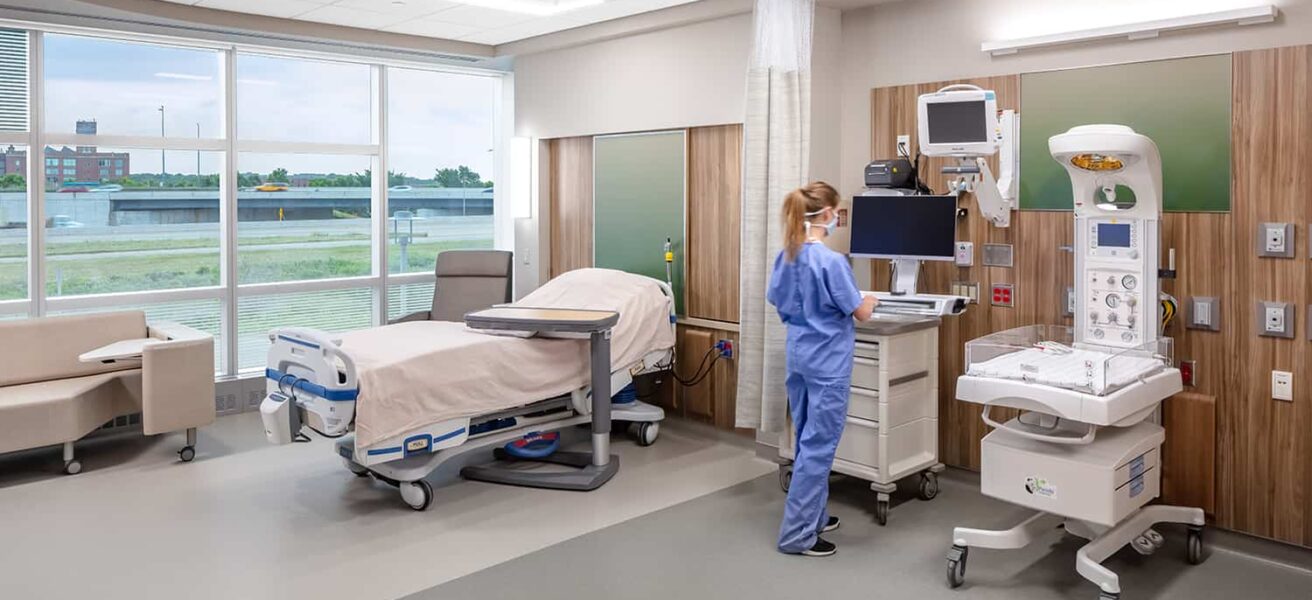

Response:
(1078, 218), (1157, 348)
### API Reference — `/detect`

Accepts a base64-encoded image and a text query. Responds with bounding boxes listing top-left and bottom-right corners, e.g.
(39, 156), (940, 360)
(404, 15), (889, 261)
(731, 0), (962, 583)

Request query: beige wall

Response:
(838, 0), (1312, 196)
(512, 14), (753, 140)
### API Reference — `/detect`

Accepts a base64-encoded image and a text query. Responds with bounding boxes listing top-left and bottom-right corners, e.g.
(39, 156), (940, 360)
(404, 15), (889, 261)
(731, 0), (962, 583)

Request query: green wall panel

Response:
(593, 131), (686, 314)
(1019, 54), (1231, 212)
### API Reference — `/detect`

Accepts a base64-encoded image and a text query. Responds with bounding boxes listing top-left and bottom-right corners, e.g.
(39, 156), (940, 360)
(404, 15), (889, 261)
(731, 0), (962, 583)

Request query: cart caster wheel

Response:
(400, 480), (433, 511)
(341, 457), (370, 477)
(1186, 526), (1205, 565)
(779, 466), (793, 492)
(63, 459), (82, 475)
(633, 421), (659, 447)
(875, 499), (889, 526)
(1131, 534), (1157, 555)
(1099, 592), (1120, 600)
(178, 446), (196, 463)
(1143, 528), (1165, 549)
(919, 471), (940, 500)
(945, 545), (968, 589)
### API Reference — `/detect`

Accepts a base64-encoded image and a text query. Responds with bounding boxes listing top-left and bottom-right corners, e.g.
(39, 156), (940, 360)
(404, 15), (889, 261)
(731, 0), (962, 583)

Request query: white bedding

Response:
(966, 346), (1164, 396)
(344, 269), (675, 451)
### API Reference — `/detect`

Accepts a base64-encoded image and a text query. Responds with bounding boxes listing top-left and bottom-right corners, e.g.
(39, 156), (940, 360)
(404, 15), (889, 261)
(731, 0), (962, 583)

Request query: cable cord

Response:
(661, 346), (722, 387)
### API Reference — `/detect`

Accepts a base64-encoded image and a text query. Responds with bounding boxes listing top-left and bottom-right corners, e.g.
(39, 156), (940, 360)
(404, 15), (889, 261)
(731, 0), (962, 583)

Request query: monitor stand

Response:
(890, 258), (921, 296)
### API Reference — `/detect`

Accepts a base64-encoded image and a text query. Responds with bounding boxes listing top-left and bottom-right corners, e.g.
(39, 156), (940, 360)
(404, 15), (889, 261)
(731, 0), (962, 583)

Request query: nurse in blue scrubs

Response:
(767, 182), (877, 557)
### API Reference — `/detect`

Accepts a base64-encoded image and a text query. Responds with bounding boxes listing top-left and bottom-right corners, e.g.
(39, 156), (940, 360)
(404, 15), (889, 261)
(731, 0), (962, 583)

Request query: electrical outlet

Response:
(1272, 370), (1293, 401)
(1257, 301), (1294, 338)
(1063, 286), (1075, 317)
(716, 339), (734, 359)
(1188, 297), (1221, 331)
(896, 134), (911, 157)
(1258, 223), (1295, 258)
(990, 283), (1014, 308)
(1180, 360), (1196, 387)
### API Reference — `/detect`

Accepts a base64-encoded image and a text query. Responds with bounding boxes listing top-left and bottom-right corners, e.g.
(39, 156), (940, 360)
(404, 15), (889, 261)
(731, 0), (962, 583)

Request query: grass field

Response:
(0, 237), (489, 299)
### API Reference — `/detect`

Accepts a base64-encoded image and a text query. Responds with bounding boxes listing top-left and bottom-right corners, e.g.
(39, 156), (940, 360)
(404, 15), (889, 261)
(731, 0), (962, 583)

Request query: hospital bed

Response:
(260, 266), (674, 511)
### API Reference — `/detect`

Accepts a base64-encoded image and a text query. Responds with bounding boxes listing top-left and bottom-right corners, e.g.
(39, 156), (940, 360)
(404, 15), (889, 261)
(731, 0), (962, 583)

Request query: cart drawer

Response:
(851, 357), (880, 390)
(854, 341), (880, 360)
(847, 386), (880, 421)
(836, 416), (879, 467)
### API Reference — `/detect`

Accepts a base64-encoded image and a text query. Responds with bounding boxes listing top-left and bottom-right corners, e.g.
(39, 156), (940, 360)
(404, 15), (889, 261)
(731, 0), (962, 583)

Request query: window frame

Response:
(2, 22), (507, 378)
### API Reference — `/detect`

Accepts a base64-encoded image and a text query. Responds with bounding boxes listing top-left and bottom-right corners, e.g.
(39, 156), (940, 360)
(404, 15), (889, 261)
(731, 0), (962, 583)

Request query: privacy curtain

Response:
(735, 0), (813, 432)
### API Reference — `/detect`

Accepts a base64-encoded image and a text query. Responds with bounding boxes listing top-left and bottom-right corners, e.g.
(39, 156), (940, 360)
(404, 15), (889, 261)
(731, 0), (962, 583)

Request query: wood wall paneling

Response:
(687, 125), (744, 323)
(1222, 47), (1312, 546)
(548, 136), (595, 277)
(1163, 392), (1217, 516)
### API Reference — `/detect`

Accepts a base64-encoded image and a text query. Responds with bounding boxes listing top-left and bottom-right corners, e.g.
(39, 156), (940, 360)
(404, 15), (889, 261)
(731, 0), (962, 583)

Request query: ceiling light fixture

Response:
(982, 5), (1278, 57)
(455, 0), (604, 17)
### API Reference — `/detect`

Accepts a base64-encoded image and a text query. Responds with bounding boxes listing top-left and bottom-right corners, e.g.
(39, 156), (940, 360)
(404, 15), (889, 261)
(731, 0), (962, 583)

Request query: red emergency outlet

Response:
(1180, 360), (1196, 387)
(990, 283), (1014, 307)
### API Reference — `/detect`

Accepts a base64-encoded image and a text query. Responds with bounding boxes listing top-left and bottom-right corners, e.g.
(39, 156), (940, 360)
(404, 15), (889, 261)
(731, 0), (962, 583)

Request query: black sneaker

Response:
(801, 537), (837, 557)
(822, 516), (840, 533)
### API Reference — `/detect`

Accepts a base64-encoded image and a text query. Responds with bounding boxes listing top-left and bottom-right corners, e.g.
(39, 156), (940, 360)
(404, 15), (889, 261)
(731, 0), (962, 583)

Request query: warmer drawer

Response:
(851, 357), (880, 390)
(847, 387), (880, 422)
(854, 341), (880, 360)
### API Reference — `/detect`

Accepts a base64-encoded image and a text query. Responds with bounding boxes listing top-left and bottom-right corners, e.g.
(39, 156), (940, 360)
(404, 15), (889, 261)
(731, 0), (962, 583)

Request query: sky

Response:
(40, 34), (498, 180)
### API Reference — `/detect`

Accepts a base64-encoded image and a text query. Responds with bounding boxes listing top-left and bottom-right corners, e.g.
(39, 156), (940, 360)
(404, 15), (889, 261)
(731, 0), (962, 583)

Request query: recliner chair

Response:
(390, 250), (514, 324)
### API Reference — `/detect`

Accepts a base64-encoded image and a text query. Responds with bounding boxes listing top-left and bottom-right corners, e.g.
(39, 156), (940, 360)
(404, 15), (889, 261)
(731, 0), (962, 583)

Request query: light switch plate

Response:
(1187, 296), (1221, 331)
(1258, 223), (1295, 258)
(1257, 301), (1294, 338)
(1272, 370), (1293, 401)
(982, 244), (1014, 268)
(951, 281), (979, 304)
(1063, 286), (1075, 317)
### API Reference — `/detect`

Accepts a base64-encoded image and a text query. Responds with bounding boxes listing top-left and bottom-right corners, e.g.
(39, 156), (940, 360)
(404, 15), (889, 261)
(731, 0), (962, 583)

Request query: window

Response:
(0, 146), (27, 303)
(45, 148), (221, 297)
(44, 34), (221, 138)
(386, 68), (497, 274)
(9, 26), (505, 378)
(236, 54), (372, 145)
(236, 153), (373, 284)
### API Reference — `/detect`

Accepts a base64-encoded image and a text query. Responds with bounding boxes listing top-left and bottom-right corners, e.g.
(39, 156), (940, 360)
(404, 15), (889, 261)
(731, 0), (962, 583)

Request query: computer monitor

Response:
(849, 194), (957, 261)
(917, 88), (999, 157)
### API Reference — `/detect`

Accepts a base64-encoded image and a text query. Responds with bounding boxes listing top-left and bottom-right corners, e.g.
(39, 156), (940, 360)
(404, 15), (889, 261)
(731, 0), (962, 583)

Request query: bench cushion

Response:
(0, 311), (146, 387)
(0, 371), (142, 454)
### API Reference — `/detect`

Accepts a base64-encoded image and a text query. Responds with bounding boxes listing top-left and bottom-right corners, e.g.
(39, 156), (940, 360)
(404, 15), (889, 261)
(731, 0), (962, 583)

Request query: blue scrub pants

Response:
(777, 369), (850, 553)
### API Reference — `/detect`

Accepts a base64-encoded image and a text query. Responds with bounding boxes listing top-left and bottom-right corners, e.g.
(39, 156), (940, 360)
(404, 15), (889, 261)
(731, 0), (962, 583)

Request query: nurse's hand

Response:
(854, 294), (878, 322)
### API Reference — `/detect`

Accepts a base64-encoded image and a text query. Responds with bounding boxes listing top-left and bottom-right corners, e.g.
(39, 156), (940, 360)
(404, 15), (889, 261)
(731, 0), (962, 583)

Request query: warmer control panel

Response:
(1087, 219), (1141, 260)
(1086, 269), (1143, 344)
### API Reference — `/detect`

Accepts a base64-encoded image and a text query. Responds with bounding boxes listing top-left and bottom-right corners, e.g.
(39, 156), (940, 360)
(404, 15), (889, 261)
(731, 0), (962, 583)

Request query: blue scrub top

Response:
(767, 242), (864, 380)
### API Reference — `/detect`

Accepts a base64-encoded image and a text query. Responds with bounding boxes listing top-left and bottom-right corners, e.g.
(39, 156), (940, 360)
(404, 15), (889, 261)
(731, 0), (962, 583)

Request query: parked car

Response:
(50, 215), (84, 228)
(92, 184), (123, 193)
(388, 185), (413, 192)
(255, 182), (290, 192)
(57, 186), (90, 193)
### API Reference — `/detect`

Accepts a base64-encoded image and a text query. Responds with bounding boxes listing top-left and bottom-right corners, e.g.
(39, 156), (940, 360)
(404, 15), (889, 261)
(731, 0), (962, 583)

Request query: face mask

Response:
(805, 208), (838, 236)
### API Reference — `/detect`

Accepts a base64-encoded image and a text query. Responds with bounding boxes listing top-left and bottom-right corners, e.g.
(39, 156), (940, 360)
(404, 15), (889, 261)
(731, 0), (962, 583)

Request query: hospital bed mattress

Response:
(344, 269), (675, 451)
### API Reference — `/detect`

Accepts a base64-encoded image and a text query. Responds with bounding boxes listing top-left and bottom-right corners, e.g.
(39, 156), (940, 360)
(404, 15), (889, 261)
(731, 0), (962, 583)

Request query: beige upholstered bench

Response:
(0, 311), (215, 473)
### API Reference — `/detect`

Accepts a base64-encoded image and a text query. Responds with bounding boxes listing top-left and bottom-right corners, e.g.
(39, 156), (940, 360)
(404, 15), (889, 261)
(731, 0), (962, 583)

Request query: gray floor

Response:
(417, 470), (1312, 600)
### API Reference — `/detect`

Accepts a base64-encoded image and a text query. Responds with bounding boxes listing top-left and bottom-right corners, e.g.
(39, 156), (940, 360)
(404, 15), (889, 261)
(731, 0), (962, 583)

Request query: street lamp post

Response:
(158, 105), (166, 187)
(196, 122), (201, 184)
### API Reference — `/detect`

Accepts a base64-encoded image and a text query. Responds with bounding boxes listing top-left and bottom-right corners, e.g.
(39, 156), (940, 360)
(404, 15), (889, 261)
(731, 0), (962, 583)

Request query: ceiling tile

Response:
(331, 0), (459, 19)
(195, 0), (331, 18)
(380, 19), (482, 40)
(567, 0), (696, 25)
(462, 16), (588, 44)
(426, 5), (534, 29)
(295, 5), (408, 29)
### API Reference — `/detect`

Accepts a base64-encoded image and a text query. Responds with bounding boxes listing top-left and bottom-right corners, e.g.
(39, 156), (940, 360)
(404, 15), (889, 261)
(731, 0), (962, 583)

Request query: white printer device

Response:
(945, 125), (1204, 600)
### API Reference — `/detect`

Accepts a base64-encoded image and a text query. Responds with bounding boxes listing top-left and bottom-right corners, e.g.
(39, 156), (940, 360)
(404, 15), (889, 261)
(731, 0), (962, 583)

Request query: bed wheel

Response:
(632, 422), (659, 447)
(341, 457), (370, 477)
(63, 460), (82, 475)
(918, 471), (940, 500)
(401, 480), (433, 511)
(178, 446), (196, 463)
